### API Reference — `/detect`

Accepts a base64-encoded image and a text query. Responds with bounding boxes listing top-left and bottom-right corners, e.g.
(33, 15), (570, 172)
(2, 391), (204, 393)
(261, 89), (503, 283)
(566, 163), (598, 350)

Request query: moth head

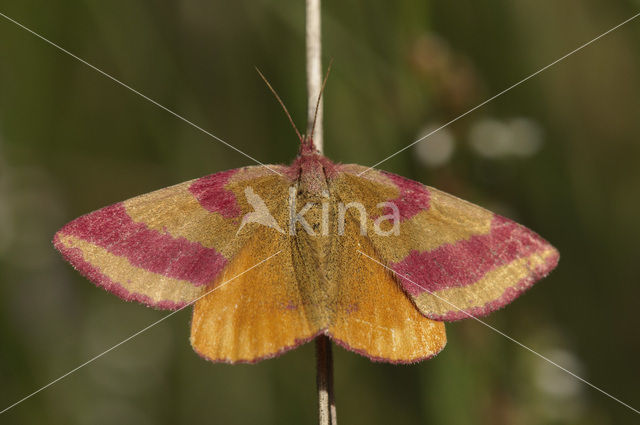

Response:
(299, 135), (319, 157)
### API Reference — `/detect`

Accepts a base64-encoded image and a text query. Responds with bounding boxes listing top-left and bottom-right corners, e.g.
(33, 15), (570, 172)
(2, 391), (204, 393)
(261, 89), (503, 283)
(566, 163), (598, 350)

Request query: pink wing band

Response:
(57, 203), (228, 286)
(379, 172), (431, 220)
(392, 215), (553, 295)
(53, 233), (189, 310)
(432, 251), (559, 321)
(189, 169), (242, 217)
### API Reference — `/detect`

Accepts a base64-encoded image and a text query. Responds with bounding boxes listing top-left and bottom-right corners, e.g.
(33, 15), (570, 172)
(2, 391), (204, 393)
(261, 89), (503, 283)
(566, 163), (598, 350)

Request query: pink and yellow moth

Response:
(53, 136), (558, 363)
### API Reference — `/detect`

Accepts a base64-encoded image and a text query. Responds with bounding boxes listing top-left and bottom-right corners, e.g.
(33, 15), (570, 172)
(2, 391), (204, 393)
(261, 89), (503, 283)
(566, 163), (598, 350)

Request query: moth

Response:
(53, 135), (558, 364)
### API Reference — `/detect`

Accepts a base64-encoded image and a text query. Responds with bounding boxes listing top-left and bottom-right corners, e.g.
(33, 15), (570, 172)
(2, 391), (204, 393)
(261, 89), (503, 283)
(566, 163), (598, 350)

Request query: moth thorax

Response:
(298, 157), (327, 195)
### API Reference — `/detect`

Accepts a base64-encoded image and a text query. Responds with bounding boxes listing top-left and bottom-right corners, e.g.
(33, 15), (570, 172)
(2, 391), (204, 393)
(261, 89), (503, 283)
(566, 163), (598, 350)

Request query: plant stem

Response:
(315, 335), (336, 425)
(307, 3), (334, 423)
(306, 0), (323, 152)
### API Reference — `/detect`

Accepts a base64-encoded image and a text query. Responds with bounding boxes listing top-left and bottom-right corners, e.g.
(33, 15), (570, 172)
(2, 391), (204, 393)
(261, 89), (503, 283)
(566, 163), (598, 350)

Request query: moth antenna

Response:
(255, 67), (303, 142)
(309, 58), (334, 143)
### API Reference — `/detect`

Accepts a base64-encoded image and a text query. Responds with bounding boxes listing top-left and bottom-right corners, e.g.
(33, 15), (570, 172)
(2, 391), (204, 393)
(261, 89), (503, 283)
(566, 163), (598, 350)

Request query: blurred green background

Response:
(1, 1), (640, 424)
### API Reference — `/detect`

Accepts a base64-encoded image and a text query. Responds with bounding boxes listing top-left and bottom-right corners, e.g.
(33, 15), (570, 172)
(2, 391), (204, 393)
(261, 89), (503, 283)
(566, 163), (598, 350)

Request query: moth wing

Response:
(54, 165), (292, 310)
(190, 225), (320, 363)
(332, 165), (559, 321)
(327, 216), (447, 363)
